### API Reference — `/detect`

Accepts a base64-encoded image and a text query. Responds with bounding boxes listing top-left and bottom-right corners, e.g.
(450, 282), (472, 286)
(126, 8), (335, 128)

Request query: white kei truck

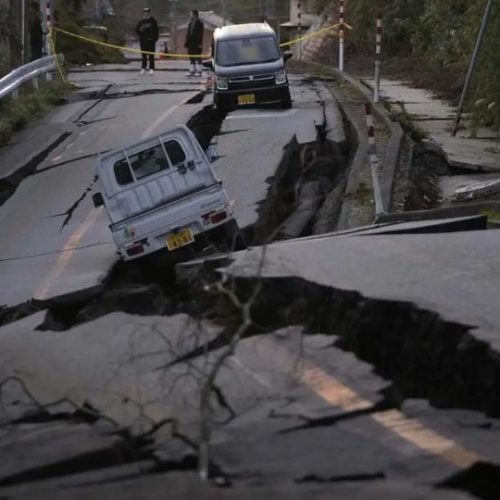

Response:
(92, 125), (243, 261)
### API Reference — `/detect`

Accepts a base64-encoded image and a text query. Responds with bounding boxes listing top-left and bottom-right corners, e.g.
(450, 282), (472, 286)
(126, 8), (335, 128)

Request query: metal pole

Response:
(21, 0), (26, 63)
(298, 1), (302, 61)
(452, 0), (494, 136)
(221, 0), (226, 25)
(365, 102), (384, 214)
(339, 0), (344, 72)
(374, 11), (382, 102)
(46, 1), (51, 55)
(173, 0), (177, 53)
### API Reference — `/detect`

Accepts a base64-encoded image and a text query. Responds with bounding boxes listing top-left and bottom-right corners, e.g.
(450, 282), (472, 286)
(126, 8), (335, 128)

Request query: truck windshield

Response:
(216, 35), (280, 66)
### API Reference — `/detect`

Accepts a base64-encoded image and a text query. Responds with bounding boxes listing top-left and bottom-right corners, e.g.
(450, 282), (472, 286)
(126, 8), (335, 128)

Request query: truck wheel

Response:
(214, 94), (230, 113)
(217, 220), (246, 252)
(281, 88), (292, 109)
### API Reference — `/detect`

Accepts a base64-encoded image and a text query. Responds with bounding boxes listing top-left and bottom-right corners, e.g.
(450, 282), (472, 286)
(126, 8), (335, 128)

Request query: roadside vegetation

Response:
(0, 80), (73, 147)
(312, 0), (500, 132)
(0, 4), (14, 77)
(53, 0), (125, 66)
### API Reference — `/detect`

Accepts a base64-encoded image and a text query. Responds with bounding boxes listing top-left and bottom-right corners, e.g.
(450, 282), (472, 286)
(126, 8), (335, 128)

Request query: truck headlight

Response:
(216, 76), (228, 90)
(275, 70), (287, 84)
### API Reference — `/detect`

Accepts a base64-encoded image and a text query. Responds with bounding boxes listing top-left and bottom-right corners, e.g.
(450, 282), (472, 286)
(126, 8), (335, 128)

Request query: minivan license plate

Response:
(166, 228), (194, 251)
(238, 94), (256, 105)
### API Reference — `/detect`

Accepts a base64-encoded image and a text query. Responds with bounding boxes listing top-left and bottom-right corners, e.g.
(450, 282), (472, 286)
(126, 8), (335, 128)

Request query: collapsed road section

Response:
(0, 80), (352, 327)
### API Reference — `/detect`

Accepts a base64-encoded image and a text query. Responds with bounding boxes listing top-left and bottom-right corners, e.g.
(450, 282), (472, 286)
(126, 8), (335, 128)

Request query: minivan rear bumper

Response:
(216, 83), (290, 107)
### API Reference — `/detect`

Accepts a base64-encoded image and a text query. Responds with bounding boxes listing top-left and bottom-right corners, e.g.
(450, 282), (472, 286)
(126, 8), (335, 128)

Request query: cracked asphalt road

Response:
(2, 61), (499, 499)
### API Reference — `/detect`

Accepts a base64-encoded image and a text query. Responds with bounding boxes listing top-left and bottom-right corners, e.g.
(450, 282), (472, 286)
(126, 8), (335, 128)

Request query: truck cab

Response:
(93, 125), (243, 261)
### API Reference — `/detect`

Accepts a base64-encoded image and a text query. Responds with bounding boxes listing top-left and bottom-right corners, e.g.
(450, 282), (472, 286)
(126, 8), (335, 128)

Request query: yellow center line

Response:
(300, 365), (481, 469)
(34, 94), (193, 301)
(245, 335), (482, 469)
(34, 207), (102, 300)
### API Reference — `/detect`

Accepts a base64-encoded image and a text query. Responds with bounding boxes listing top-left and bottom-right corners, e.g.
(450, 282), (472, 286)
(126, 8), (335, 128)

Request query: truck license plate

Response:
(238, 94), (256, 105)
(166, 228), (194, 251)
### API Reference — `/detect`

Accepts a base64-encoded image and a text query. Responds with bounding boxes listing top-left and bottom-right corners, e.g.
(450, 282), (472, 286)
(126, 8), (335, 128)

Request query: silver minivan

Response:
(203, 22), (293, 111)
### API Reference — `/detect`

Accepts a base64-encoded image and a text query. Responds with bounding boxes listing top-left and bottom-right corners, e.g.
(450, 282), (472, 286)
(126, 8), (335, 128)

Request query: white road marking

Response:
(141, 93), (198, 139)
(231, 357), (274, 390)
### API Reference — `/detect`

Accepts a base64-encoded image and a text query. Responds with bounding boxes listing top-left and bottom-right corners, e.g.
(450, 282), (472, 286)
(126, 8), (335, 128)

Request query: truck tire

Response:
(281, 88), (292, 109)
(214, 94), (230, 113)
(213, 220), (246, 252)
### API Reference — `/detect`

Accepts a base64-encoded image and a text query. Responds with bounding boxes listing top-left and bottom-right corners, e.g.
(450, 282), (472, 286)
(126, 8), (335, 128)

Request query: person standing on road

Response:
(135, 7), (158, 75)
(184, 9), (204, 76)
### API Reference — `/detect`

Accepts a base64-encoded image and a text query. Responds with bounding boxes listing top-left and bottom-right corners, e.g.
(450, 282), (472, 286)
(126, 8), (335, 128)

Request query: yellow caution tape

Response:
(280, 21), (352, 48)
(52, 27), (209, 58)
(48, 27), (67, 82)
(52, 21), (353, 59)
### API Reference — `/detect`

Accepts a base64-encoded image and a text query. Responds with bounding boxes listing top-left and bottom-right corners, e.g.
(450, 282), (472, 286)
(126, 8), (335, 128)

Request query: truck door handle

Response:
(187, 160), (196, 170)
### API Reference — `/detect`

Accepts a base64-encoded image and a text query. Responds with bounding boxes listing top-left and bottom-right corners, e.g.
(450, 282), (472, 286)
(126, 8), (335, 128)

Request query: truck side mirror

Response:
(283, 51), (293, 63)
(202, 59), (214, 70)
(92, 192), (104, 207)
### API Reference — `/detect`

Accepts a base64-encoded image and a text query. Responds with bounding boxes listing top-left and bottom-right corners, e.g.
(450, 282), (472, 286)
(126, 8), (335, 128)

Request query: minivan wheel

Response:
(281, 88), (292, 109)
(214, 94), (230, 113)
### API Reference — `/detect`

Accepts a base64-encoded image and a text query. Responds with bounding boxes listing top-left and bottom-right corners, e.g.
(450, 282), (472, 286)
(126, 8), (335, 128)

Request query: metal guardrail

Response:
(0, 55), (57, 100)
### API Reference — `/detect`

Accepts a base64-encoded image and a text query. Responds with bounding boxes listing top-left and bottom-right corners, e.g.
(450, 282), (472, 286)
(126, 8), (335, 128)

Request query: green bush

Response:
(53, 1), (125, 65)
(0, 81), (72, 147)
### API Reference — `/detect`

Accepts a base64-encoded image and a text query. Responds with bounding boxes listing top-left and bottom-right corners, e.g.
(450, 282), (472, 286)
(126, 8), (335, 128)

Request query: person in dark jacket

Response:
(29, 2), (43, 61)
(184, 9), (204, 76)
(135, 7), (158, 75)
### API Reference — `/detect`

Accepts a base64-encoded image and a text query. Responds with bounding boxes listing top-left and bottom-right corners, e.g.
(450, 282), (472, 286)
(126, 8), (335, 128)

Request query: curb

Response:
(375, 200), (500, 224)
(336, 71), (404, 214)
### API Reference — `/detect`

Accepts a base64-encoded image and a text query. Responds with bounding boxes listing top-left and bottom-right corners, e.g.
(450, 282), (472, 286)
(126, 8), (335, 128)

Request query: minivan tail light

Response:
(275, 70), (287, 85)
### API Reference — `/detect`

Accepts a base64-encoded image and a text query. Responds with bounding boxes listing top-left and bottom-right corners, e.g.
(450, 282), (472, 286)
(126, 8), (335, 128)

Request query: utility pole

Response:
(221, 0), (227, 25)
(452, 0), (494, 136)
(169, 0), (178, 53)
(21, 0), (26, 63)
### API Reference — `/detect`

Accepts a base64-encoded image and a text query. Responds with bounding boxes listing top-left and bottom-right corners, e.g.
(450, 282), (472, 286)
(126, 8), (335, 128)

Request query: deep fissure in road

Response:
(5, 103), (500, 495)
(4, 105), (499, 421)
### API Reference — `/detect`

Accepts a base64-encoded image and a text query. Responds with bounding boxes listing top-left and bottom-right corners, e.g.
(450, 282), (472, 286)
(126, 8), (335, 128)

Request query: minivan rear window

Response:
(216, 35), (280, 66)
